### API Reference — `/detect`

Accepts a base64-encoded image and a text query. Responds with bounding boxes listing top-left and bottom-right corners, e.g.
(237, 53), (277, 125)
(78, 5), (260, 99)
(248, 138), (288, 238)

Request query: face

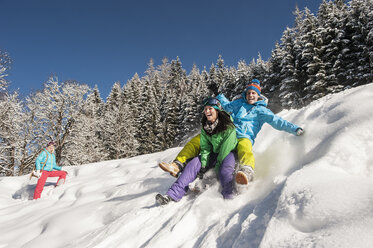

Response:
(204, 106), (218, 123)
(46, 144), (55, 153)
(246, 90), (259, 104)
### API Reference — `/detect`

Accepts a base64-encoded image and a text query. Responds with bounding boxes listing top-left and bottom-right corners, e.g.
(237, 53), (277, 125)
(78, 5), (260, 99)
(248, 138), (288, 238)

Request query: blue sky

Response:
(1, 0), (323, 99)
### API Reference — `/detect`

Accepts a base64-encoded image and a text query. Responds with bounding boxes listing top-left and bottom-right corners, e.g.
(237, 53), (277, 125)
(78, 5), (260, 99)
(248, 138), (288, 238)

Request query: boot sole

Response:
(235, 171), (249, 185)
(155, 194), (170, 205)
(159, 162), (179, 177)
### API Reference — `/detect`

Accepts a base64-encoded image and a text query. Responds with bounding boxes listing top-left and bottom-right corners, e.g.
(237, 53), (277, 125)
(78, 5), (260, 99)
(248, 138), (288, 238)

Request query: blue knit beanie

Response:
(246, 79), (261, 96)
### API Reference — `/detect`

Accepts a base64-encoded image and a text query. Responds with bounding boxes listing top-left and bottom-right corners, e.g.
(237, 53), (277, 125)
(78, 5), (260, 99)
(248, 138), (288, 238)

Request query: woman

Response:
(33, 141), (68, 199)
(156, 97), (238, 205)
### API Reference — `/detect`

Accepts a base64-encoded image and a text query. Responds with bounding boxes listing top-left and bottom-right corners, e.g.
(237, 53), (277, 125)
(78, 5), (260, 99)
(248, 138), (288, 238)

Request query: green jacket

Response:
(200, 126), (238, 171)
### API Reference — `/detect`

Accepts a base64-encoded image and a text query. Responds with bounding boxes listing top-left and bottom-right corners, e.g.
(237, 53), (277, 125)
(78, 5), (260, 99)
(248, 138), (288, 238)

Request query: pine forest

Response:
(1, 0), (372, 176)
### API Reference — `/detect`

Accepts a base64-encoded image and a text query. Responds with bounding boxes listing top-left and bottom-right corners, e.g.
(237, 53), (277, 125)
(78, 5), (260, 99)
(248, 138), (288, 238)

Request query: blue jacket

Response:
(217, 92), (300, 145)
(35, 149), (62, 171)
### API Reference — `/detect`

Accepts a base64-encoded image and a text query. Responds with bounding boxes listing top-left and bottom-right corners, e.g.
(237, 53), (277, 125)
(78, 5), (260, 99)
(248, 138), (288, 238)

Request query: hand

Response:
(296, 128), (304, 136)
(35, 170), (42, 178)
(207, 84), (219, 96)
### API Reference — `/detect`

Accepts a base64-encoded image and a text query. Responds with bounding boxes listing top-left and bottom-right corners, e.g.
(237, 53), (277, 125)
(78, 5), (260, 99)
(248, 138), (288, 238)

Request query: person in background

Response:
(159, 79), (304, 185)
(33, 141), (67, 199)
(156, 97), (237, 205)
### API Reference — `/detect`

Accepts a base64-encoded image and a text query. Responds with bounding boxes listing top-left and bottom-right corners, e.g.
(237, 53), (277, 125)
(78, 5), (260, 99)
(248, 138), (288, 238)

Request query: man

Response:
(159, 79), (304, 185)
(33, 141), (67, 199)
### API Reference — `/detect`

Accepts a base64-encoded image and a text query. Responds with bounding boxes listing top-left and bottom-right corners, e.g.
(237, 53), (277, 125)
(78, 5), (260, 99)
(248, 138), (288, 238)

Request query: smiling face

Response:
(246, 89), (260, 104)
(204, 106), (218, 123)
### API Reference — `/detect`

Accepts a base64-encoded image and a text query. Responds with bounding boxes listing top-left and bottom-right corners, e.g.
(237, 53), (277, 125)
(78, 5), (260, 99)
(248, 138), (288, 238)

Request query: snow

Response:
(1, 84), (373, 248)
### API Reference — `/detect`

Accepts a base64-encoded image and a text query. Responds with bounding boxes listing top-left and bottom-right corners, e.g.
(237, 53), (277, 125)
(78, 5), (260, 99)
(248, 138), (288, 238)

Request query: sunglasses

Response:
(203, 98), (219, 106)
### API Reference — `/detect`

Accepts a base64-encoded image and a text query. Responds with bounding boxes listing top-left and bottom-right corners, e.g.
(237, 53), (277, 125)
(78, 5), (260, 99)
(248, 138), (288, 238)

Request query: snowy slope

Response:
(1, 84), (373, 248)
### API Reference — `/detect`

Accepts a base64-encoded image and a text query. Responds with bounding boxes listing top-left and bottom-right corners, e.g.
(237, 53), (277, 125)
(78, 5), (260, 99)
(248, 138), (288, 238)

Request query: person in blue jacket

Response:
(33, 141), (67, 199)
(216, 79), (303, 184)
(159, 79), (304, 185)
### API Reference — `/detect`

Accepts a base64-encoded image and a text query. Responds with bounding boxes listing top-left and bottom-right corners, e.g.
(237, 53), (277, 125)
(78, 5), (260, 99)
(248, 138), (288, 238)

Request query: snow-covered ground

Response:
(1, 84), (373, 248)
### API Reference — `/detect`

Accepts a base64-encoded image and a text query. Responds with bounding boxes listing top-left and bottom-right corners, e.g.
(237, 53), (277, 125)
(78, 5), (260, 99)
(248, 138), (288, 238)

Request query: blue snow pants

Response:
(167, 152), (236, 201)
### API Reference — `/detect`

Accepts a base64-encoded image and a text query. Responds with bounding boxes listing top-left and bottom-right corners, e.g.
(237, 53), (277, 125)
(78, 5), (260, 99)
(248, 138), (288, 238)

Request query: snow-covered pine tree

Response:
(118, 99), (139, 157)
(297, 8), (319, 105)
(309, 17), (328, 101)
(121, 78), (141, 156)
(144, 61), (164, 152)
(207, 64), (219, 96)
(137, 76), (160, 154)
(165, 57), (187, 147)
(136, 59), (163, 153)
(200, 67), (210, 96)
(102, 82), (128, 160)
(63, 86), (106, 165)
(278, 26), (303, 108)
(234, 60), (251, 96)
(219, 66), (236, 100)
(316, 0), (346, 95)
(0, 92), (22, 176)
(177, 64), (204, 143)
(157, 57), (171, 129)
(190, 64), (208, 115)
(344, 0), (373, 86)
(215, 55), (229, 96)
(266, 42), (285, 112)
(149, 77), (164, 152)
(119, 73), (143, 157)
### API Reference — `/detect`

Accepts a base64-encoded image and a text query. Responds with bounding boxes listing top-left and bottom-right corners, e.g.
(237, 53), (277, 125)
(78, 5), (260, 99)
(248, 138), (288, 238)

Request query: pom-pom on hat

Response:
(246, 79), (261, 96)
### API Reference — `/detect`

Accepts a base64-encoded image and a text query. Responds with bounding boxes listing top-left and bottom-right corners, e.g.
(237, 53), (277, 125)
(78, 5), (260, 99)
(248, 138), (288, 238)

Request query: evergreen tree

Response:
(207, 64), (219, 96)
(0, 92), (22, 176)
(137, 76), (160, 154)
(177, 64), (204, 143)
(344, 0), (373, 86)
(64, 86), (106, 165)
(163, 57), (187, 147)
(277, 27), (302, 108)
(102, 82), (132, 160)
(121, 80), (141, 156)
(317, 0), (346, 94)
(266, 42), (285, 112)
(124, 73), (142, 151)
(216, 55), (229, 96)
(234, 60), (250, 96)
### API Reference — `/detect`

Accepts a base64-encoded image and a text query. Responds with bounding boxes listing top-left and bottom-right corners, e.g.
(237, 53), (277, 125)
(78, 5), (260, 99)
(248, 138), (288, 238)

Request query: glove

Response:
(296, 128), (304, 136)
(207, 84), (219, 96)
(35, 170), (42, 178)
(197, 167), (207, 179)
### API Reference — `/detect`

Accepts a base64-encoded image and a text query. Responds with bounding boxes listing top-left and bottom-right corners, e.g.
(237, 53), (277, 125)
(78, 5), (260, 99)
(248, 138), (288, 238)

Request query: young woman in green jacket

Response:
(156, 97), (238, 205)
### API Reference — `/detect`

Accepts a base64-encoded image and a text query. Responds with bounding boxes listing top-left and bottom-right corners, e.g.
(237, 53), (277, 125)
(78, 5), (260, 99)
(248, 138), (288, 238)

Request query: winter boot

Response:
(235, 166), (255, 185)
(158, 160), (184, 177)
(155, 194), (173, 206)
(55, 178), (65, 187)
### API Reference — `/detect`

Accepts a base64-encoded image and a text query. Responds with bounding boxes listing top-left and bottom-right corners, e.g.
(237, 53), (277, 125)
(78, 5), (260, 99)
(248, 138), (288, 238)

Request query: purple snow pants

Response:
(167, 152), (236, 201)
